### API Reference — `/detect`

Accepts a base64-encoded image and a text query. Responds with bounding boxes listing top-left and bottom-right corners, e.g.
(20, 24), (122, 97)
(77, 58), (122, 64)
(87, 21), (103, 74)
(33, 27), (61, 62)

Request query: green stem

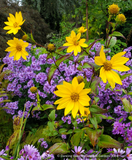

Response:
(13, 105), (33, 159)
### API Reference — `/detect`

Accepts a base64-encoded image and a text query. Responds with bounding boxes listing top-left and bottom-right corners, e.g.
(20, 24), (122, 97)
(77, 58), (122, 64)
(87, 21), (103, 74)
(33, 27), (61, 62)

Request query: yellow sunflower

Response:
(54, 77), (91, 118)
(3, 11), (25, 35)
(63, 30), (88, 56)
(108, 3), (120, 15)
(5, 37), (29, 61)
(95, 45), (130, 88)
(78, 26), (87, 33)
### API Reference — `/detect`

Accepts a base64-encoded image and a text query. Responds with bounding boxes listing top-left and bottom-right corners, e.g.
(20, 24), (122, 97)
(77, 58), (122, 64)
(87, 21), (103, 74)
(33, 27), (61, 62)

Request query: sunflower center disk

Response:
(71, 92), (79, 102)
(16, 45), (22, 51)
(73, 38), (79, 46)
(13, 22), (19, 28)
(103, 61), (112, 71)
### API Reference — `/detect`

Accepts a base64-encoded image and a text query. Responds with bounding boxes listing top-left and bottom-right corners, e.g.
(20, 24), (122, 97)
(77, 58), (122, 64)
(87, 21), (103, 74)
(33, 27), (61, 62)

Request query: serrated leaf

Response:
(98, 134), (122, 148)
(48, 143), (70, 155)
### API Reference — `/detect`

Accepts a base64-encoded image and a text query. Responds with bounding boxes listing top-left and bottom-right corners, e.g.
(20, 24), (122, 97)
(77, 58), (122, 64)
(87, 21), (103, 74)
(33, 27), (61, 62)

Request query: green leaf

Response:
(59, 128), (67, 134)
(98, 134), (122, 148)
(94, 97), (100, 103)
(109, 31), (125, 39)
(71, 130), (83, 147)
(32, 104), (54, 113)
(109, 36), (117, 48)
(90, 117), (98, 129)
(49, 110), (56, 121)
(48, 121), (55, 131)
(66, 129), (73, 134)
(122, 98), (132, 113)
(128, 92), (132, 95)
(120, 73), (132, 80)
(48, 143), (70, 155)
(84, 127), (102, 147)
(82, 62), (92, 69)
(41, 104), (55, 111)
(90, 77), (100, 93)
(90, 105), (108, 114)
(128, 116), (132, 121)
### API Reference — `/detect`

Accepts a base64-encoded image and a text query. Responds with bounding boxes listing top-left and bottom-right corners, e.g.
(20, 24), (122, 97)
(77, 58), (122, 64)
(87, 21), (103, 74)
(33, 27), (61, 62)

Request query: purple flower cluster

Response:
(18, 144), (54, 160)
(62, 115), (71, 124)
(38, 138), (48, 148)
(107, 148), (132, 160)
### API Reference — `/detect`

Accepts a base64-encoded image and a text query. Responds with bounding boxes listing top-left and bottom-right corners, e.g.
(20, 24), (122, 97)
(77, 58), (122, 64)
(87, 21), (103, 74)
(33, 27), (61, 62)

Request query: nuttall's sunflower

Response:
(108, 3), (120, 15)
(63, 30), (88, 56)
(54, 77), (91, 118)
(5, 37), (29, 61)
(3, 11), (25, 35)
(78, 26), (87, 33)
(95, 45), (130, 88)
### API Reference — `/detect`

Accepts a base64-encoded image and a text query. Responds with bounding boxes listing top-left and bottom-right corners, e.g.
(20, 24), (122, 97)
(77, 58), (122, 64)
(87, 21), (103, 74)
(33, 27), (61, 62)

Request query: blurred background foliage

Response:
(2, 0), (132, 48)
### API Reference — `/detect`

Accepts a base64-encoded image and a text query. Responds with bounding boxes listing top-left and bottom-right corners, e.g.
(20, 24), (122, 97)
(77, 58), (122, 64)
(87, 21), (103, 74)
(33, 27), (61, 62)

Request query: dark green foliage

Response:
(22, 0), (82, 32)
(0, 110), (13, 150)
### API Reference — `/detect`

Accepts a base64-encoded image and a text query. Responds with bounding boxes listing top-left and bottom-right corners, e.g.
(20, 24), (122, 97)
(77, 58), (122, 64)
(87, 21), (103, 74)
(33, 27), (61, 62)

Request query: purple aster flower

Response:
(20, 144), (41, 160)
(72, 146), (85, 160)
(113, 148), (125, 158)
(41, 141), (48, 148)
(126, 148), (132, 160)
(62, 116), (67, 123)
(61, 134), (67, 139)
(41, 151), (54, 160)
(38, 138), (44, 143)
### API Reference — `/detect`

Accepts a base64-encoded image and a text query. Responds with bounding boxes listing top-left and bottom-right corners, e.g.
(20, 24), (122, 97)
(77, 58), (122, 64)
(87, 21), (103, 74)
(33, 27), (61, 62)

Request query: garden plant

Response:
(0, 3), (132, 160)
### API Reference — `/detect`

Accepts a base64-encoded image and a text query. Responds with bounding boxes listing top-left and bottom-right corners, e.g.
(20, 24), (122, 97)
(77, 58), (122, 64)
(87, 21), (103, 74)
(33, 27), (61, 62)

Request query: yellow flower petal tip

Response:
(5, 37), (29, 61)
(94, 45), (130, 88)
(3, 11), (25, 35)
(54, 77), (91, 118)
(63, 30), (88, 56)
(78, 26), (87, 33)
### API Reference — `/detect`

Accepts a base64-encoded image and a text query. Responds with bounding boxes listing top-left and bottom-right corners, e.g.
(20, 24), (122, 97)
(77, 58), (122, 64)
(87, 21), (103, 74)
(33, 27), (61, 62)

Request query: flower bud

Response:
(108, 4), (120, 15)
(30, 86), (37, 93)
(77, 76), (84, 84)
(115, 14), (126, 24)
(47, 43), (56, 52)
(22, 34), (29, 41)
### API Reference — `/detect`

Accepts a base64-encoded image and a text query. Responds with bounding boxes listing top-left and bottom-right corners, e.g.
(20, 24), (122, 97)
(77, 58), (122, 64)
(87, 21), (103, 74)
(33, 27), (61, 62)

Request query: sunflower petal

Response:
(64, 100), (74, 116)
(72, 102), (79, 118)
(112, 64), (130, 71)
(100, 67), (107, 83)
